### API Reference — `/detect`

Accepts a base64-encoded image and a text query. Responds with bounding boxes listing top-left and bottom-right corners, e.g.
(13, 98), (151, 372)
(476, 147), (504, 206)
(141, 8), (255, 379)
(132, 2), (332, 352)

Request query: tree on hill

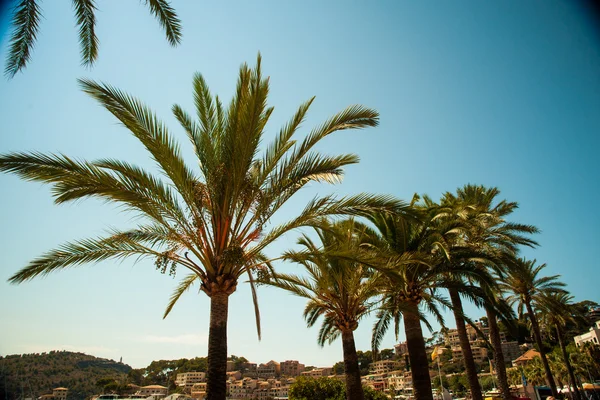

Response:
(0, 351), (130, 400)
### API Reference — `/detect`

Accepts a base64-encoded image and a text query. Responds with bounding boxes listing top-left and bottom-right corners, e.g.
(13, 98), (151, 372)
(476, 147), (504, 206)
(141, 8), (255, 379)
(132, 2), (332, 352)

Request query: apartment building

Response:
(388, 371), (412, 394)
(280, 360), (305, 377)
(190, 383), (207, 400)
(362, 374), (388, 393)
(370, 360), (401, 375)
(300, 367), (333, 378)
(257, 360), (280, 378)
(175, 372), (206, 389)
(227, 377), (292, 400)
(444, 321), (506, 347)
(452, 346), (488, 364)
(52, 388), (68, 400)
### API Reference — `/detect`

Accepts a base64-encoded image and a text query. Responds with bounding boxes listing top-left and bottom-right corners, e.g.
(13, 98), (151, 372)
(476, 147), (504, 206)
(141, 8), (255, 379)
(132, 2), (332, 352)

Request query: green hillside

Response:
(0, 351), (131, 400)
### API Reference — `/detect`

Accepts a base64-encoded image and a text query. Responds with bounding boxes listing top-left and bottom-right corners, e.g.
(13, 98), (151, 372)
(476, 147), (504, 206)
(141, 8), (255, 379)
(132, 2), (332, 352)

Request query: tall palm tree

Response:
(538, 291), (584, 400)
(440, 185), (539, 400)
(5, 0), (182, 77)
(501, 258), (566, 398)
(0, 57), (402, 400)
(259, 219), (384, 400)
(368, 204), (492, 400)
(482, 288), (518, 400)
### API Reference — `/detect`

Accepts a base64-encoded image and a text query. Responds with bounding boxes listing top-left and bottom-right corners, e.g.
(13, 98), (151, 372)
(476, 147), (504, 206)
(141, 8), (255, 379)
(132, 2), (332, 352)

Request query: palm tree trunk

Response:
(525, 300), (558, 398)
(404, 303), (434, 400)
(556, 324), (582, 400)
(486, 306), (511, 400)
(449, 288), (483, 400)
(342, 329), (365, 400)
(206, 291), (229, 400)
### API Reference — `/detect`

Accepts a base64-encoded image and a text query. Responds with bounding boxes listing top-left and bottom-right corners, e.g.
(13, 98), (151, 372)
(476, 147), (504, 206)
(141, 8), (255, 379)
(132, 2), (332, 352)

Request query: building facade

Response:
(574, 321), (600, 347)
(175, 372), (206, 389)
(280, 360), (305, 377)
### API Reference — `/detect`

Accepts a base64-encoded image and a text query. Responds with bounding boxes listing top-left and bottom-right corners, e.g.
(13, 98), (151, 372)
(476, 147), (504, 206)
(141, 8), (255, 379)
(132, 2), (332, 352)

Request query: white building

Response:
(574, 320), (600, 347)
(138, 385), (168, 398)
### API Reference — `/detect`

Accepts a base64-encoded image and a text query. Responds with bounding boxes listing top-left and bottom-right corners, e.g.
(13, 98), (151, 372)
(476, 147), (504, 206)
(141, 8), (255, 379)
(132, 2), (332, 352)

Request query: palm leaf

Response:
(5, 0), (42, 77)
(8, 230), (167, 284)
(163, 273), (199, 318)
(72, 0), (98, 66)
(143, 0), (182, 46)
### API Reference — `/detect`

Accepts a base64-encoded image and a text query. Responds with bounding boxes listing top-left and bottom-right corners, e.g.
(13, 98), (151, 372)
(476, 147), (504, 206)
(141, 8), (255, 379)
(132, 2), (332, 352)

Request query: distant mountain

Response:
(0, 351), (131, 400)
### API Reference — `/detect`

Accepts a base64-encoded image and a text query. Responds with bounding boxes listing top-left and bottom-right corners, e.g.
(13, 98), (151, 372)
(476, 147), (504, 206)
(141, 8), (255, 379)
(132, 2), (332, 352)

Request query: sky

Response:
(0, 1), (599, 369)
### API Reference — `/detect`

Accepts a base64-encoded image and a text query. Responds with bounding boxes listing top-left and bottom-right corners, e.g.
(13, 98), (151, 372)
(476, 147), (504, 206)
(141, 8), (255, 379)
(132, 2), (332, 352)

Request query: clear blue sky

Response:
(0, 1), (599, 369)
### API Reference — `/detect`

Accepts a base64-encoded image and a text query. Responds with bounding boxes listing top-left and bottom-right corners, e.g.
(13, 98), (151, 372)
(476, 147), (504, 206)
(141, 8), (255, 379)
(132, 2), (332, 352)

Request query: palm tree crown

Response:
(259, 218), (384, 400)
(0, 56), (401, 400)
(263, 218), (381, 345)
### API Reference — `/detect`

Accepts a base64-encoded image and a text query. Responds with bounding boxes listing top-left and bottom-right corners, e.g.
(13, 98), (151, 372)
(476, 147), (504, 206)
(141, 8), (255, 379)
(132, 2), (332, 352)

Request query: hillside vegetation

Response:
(0, 351), (130, 400)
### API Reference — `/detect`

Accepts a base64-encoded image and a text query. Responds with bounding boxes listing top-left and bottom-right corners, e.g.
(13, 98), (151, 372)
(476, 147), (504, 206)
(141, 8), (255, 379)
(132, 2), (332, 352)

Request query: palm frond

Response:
(72, 0), (98, 66)
(77, 79), (200, 216)
(247, 269), (262, 340)
(5, 0), (42, 78)
(163, 273), (198, 318)
(8, 230), (167, 284)
(143, 0), (182, 46)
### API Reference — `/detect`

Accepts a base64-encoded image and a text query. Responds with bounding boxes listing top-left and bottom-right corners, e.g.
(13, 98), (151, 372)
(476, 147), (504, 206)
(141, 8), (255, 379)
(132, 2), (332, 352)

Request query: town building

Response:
(257, 360), (280, 378)
(52, 388), (68, 400)
(512, 349), (540, 367)
(362, 374), (388, 393)
(190, 382), (207, 400)
(300, 367), (333, 378)
(138, 385), (168, 398)
(388, 371), (413, 395)
(280, 360), (305, 377)
(175, 372), (206, 390)
(370, 360), (401, 375)
(574, 320), (600, 347)
(444, 321), (506, 347)
(394, 342), (408, 356)
(452, 346), (488, 364)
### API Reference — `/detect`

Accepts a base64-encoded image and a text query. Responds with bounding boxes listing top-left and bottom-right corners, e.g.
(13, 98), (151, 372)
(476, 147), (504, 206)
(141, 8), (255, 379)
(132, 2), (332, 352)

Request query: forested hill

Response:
(0, 351), (131, 400)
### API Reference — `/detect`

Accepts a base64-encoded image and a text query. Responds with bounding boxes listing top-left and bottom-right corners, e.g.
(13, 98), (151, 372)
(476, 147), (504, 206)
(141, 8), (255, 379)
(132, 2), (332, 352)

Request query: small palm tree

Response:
(5, 0), (182, 77)
(501, 258), (566, 398)
(259, 218), (384, 400)
(0, 57), (401, 400)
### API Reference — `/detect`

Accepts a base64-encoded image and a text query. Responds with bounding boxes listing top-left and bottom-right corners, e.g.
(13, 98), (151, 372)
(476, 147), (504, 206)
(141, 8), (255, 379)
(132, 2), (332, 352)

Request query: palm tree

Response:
(5, 0), (182, 77)
(440, 185), (539, 400)
(368, 204), (492, 400)
(538, 291), (584, 400)
(482, 289), (518, 400)
(0, 57), (402, 400)
(259, 218), (384, 400)
(501, 258), (566, 398)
